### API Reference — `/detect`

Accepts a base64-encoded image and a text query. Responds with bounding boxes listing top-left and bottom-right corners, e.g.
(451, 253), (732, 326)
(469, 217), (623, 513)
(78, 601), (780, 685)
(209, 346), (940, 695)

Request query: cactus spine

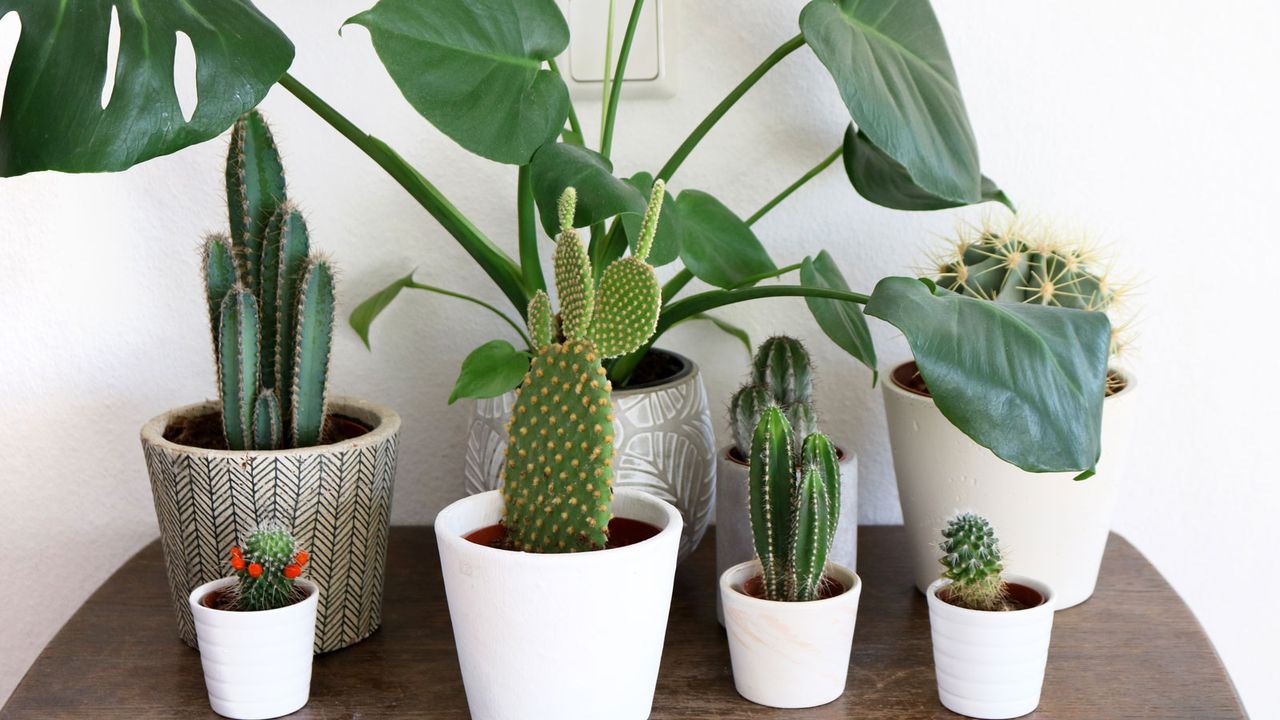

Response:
(729, 336), (817, 454)
(204, 111), (335, 450)
(938, 512), (1008, 612)
(501, 183), (665, 552)
(228, 523), (309, 612)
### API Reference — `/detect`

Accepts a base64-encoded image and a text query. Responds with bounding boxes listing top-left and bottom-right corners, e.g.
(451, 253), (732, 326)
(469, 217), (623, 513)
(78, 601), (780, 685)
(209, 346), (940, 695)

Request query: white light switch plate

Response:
(557, 0), (678, 100)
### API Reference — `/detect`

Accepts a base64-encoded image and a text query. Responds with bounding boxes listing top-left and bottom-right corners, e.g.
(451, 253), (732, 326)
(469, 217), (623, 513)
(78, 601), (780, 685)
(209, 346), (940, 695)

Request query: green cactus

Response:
(500, 184), (664, 552)
(747, 406), (840, 602)
(729, 336), (818, 454)
(229, 523), (309, 612)
(938, 512), (1008, 612)
(204, 111), (336, 451)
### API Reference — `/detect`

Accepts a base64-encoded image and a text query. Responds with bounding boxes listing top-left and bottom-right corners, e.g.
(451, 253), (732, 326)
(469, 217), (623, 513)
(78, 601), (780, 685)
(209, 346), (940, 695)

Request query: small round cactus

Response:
(938, 512), (1007, 612)
(229, 523), (309, 611)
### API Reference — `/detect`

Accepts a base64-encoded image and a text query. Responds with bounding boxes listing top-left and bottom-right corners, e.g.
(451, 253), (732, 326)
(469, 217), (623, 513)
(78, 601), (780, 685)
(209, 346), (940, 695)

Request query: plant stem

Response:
(656, 34), (805, 182)
(658, 284), (869, 334)
(661, 268), (693, 303)
(599, 0), (617, 147)
(404, 280), (531, 349)
(278, 73), (529, 316)
(517, 165), (545, 293)
(600, 0), (647, 159)
(729, 262), (802, 289)
(745, 145), (842, 226)
(547, 59), (585, 144)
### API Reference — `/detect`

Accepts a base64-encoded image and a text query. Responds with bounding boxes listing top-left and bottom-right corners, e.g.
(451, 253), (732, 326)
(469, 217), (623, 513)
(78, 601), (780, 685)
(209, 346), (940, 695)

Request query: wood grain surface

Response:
(1, 526), (1245, 719)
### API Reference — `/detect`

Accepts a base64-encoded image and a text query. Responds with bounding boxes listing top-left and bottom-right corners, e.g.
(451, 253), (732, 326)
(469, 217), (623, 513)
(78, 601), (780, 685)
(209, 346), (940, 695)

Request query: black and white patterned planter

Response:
(140, 397), (400, 653)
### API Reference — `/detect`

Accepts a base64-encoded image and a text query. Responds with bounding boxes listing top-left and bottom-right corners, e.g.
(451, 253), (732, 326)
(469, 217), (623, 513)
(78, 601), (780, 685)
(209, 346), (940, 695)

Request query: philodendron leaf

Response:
(865, 277), (1110, 474)
(529, 143), (645, 235)
(843, 126), (1014, 212)
(620, 172), (682, 266)
(800, 251), (877, 381)
(0, 0), (294, 176)
(800, 0), (982, 203)
(346, 0), (570, 165)
(449, 340), (531, 404)
(677, 190), (775, 289)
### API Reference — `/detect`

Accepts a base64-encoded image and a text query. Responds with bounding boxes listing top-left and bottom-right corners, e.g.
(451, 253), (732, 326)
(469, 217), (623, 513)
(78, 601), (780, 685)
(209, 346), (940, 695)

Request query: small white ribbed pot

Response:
(720, 560), (862, 709)
(927, 575), (1055, 720)
(188, 578), (319, 720)
(714, 445), (858, 624)
(436, 488), (682, 720)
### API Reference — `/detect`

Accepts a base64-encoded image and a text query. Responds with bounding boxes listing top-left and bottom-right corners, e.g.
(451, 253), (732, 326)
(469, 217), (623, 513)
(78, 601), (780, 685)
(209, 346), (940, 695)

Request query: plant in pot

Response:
(883, 215), (1136, 608)
(714, 335), (858, 624)
(141, 111), (401, 652)
(188, 524), (319, 720)
(927, 512), (1056, 720)
(435, 186), (684, 720)
(720, 405), (861, 709)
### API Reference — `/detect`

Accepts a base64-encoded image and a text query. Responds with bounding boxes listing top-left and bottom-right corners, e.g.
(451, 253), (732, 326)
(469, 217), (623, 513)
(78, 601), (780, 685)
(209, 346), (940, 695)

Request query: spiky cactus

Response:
(747, 406), (841, 602)
(204, 110), (335, 450)
(729, 336), (817, 454)
(501, 183), (665, 552)
(939, 512), (1008, 612)
(228, 523), (309, 612)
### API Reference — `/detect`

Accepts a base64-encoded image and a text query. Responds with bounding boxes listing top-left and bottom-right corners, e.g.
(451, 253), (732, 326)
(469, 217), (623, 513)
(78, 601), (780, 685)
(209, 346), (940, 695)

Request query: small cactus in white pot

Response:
(927, 513), (1056, 720)
(187, 524), (319, 720)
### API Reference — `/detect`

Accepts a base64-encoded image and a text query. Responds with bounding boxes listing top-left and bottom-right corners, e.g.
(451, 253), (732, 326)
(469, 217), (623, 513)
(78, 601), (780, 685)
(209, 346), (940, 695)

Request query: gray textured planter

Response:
(141, 397), (400, 653)
(464, 349), (716, 562)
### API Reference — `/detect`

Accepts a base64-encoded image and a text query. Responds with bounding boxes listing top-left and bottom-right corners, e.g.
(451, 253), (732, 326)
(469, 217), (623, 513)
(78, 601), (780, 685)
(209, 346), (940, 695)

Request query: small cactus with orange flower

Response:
(228, 523), (309, 611)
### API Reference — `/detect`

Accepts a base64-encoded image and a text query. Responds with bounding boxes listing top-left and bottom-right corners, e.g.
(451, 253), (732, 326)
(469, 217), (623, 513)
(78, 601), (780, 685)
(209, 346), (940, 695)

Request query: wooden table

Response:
(2, 527), (1245, 719)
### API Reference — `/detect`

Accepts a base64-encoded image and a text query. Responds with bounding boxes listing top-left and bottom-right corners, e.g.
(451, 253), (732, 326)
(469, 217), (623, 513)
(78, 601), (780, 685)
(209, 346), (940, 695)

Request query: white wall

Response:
(1, 1), (1276, 715)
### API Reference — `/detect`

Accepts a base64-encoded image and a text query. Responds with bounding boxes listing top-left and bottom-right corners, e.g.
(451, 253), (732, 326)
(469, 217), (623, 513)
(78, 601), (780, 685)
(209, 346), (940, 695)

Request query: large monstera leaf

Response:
(800, 0), (983, 204)
(529, 143), (644, 235)
(843, 126), (1014, 212)
(0, 0), (293, 177)
(347, 0), (570, 165)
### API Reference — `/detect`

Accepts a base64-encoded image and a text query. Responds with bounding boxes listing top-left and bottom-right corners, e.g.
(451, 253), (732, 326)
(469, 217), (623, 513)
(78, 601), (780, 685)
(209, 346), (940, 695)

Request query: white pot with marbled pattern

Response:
(464, 349), (715, 562)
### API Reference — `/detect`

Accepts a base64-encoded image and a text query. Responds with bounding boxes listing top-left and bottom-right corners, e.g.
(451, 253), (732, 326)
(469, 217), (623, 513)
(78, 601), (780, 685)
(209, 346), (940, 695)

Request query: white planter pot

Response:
(927, 575), (1056, 719)
(720, 559), (862, 708)
(883, 363), (1137, 608)
(463, 349), (715, 563)
(436, 488), (682, 720)
(713, 444), (858, 624)
(188, 577), (319, 720)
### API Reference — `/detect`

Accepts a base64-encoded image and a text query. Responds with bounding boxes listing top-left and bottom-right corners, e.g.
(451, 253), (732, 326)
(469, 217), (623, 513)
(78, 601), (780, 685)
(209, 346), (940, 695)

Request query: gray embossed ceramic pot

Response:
(140, 396), (400, 653)
(464, 348), (716, 562)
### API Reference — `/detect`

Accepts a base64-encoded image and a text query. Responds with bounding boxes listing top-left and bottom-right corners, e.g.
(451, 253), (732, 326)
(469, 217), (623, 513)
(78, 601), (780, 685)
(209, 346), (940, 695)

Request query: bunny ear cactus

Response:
(203, 111), (336, 451)
(939, 512), (1008, 612)
(501, 183), (665, 553)
(228, 523), (310, 612)
(729, 336), (818, 454)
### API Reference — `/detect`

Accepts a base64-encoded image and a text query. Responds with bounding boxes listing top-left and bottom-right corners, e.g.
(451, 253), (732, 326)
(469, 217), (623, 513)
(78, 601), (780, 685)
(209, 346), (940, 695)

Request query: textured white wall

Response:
(1, 1), (1276, 715)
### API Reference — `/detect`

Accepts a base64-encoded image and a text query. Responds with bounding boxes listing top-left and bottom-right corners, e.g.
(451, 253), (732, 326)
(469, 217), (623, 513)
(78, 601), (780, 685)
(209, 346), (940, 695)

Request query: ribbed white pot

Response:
(713, 445), (857, 624)
(436, 488), (682, 720)
(884, 363), (1138, 608)
(720, 560), (862, 709)
(927, 575), (1056, 719)
(188, 578), (319, 720)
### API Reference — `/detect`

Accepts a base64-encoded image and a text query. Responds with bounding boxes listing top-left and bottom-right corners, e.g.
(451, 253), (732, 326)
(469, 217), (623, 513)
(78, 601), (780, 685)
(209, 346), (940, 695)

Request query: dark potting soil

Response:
(938, 581), (1046, 612)
(892, 360), (1127, 398)
(200, 587), (309, 612)
(465, 517), (662, 552)
(740, 574), (847, 602)
(164, 411), (370, 450)
(615, 349), (688, 390)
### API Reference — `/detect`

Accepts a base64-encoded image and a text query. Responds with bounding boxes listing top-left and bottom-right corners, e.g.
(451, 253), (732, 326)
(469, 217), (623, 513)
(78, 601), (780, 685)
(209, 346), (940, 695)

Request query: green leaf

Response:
(864, 277), (1110, 473)
(0, 0), (294, 176)
(620, 173), (682, 266)
(529, 143), (645, 236)
(842, 126), (1013, 212)
(450, 340), (532, 404)
(687, 313), (752, 357)
(350, 272), (532, 350)
(800, 0), (982, 203)
(346, 0), (570, 165)
(800, 252), (877, 380)
(677, 190), (776, 289)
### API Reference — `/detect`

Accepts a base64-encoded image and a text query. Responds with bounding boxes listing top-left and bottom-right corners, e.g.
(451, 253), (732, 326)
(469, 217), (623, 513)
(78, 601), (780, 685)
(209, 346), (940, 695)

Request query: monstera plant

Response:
(0, 0), (1109, 475)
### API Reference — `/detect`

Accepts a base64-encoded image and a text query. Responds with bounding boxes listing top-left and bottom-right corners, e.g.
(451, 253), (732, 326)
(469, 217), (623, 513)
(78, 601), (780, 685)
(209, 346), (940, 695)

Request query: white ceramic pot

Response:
(464, 349), (716, 563)
(883, 362), (1137, 608)
(719, 559), (862, 709)
(436, 488), (682, 720)
(188, 577), (319, 720)
(713, 444), (858, 624)
(927, 575), (1056, 719)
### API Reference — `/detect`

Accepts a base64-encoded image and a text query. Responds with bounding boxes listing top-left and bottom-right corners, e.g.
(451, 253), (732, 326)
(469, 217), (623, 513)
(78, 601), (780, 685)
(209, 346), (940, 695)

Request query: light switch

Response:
(557, 0), (677, 99)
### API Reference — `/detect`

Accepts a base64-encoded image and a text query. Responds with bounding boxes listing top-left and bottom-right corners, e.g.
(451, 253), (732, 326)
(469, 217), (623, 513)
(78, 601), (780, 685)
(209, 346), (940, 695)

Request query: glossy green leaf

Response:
(0, 0), (294, 176)
(864, 277), (1110, 473)
(677, 190), (776, 289)
(620, 173), (682, 266)
(800, 0), (982, 203)
(449, 340), (531, 404)
(346, 0), (570, 165)
(687, 313), (752, 357)
(800, 252), (877, 380)
(351, 272), (532, 350)
(529, 143), (645, 236)
(842, 127), (1012, 212)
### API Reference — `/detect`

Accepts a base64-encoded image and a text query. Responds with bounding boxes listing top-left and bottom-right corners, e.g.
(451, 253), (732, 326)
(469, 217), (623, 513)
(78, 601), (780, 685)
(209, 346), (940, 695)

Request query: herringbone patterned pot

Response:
(141, 397), (400, 653)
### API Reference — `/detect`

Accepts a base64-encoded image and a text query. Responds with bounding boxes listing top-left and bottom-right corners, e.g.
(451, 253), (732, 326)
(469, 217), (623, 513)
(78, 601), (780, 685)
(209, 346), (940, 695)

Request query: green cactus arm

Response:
(274, 209), (312, 428)
(590, 256), (660, 358)
(554, 228), (594, 341)
(253, 390), (283, 451)
(748, 405), (796, 600)
(752, 336), (813, 405)
(290, 259), (335, 448)
(789, 464), (832, 601)
(218, 288), (260, 451)
(257, 206), (288, 390)
(203, 234), (237, 355)
(784, 402), (818, 442)
(527, 290), (554, 348)
(634, 179), (665, 262)
(226, 110), (287, 293)
(801, 432), (841, 548)
(558, 186), (577, 236)
(730, 384), (772, 455)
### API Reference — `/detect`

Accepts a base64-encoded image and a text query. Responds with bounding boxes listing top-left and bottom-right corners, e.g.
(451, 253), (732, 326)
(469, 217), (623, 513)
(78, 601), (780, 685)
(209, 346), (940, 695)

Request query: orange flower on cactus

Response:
(231, 555), (245, 571)
(248, 562), (263, 578)
(230, 546), (242, 558)
(283, 564), (302, 579)
(295, 551), (309, 566)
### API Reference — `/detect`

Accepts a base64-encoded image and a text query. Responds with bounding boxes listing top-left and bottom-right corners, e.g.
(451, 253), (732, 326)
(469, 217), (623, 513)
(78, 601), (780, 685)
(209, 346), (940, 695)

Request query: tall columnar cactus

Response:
(747, 406), (841, 602)
(204, 110), (335, 451)
(501, 183), (665, 552)
(729, 336), (817, 454)
(228, 523), (309, 612)
(938, 512), (1008, 612)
